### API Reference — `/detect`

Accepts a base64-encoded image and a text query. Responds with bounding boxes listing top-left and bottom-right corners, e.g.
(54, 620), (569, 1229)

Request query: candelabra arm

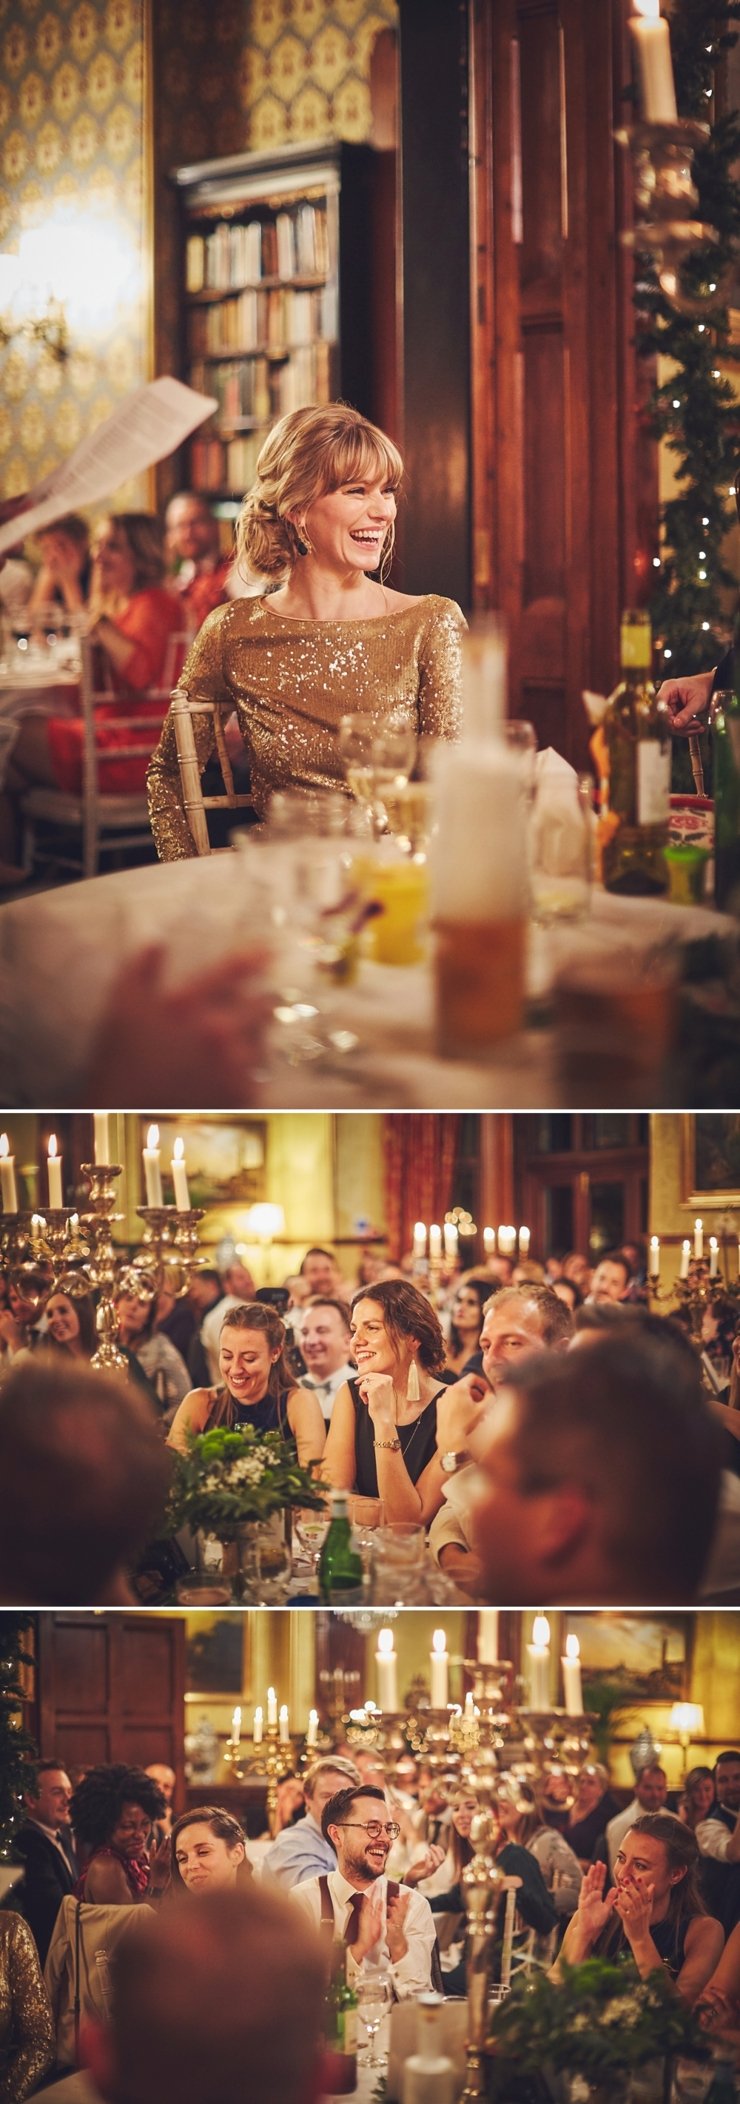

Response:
(461, 1810), (505, 2103)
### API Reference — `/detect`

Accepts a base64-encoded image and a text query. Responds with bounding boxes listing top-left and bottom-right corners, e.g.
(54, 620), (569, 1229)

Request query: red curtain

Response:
(382, 1115), (459, 1261)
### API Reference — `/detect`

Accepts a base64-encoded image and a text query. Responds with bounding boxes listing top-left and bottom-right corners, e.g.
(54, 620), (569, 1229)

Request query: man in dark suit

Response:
(14, 1760), (77, 1964)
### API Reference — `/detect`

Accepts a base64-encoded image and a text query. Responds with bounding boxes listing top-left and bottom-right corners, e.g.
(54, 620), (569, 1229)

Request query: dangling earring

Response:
(407, 1356), (421, 1403)
(296, 535), (308, 556)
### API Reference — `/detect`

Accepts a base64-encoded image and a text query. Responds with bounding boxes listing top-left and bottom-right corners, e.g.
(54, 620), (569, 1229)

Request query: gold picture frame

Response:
(681, 1115), (740, 1210)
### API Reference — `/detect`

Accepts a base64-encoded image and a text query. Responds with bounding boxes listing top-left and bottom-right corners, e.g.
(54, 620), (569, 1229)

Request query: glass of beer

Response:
(427, 738), (529, 1057)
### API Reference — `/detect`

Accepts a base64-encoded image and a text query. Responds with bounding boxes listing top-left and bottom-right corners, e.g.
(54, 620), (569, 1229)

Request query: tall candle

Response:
(253, 1706), (263, 1746)
(307, 1709), (319, 1749)
(518, 1226), (530, 1258)
(694, 1218), (703, 1261)
(267, 1686), (278, 1728)
(680, 1239), (690, 1279)
(562, 1634), (583, 1717)
(709, 1237), (719, 1277)
(430, 1629), (449, 1709)
(93, 1114), (111, 1166)
(649, 1235), (660, 1280)
(47, 1135), (63, 1209)
(413, 1221), (426, 1257)
(477, 1609), (499, 1664)
(464, 1690), (476, 1719)
(483, 1227), (495, 1256)
(498, 1225), (516, 1257)
(231, 1706), (241, 1747)
(376, 1628), (398, 1711)
(630, 0), (678, 125)
(143, 1124), (163, 1208)
(171, 1136), (191, 1211)
(443, 1222), (458, 1260)
(0, 1135), (18, 1213)
(279, 1704), (290, 1745)
(429, 1224), (442, 1260)
(527, 1615), (550, 1709)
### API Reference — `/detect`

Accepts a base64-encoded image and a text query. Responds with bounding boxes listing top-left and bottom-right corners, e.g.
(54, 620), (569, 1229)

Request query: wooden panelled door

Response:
(468, 0), (654, 761)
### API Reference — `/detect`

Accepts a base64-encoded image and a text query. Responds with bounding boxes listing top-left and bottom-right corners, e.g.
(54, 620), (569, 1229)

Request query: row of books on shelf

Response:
(190, 358), (333, 489)
(188, 283), (338, 359)
(190, 341), (332, 423)
(185, 201), (331, 292)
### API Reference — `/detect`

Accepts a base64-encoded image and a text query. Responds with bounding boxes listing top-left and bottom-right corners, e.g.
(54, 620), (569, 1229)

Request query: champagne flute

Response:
(338, 714), (417, 838)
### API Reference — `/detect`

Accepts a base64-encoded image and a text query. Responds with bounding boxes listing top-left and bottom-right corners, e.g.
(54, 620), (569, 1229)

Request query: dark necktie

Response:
(344, 1892), (364, 1946)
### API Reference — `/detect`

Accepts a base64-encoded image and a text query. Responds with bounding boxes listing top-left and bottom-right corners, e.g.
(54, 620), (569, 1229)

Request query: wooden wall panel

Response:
(37, 1615), (187, 1807)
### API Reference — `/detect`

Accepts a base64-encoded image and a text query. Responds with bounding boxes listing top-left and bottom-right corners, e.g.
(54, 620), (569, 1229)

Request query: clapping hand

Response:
(386, 1886), (411, 1961)
(404, 1843), (446, 1887)
(575, 1862), (618, 1944)
(614, 1877), (654, 1951)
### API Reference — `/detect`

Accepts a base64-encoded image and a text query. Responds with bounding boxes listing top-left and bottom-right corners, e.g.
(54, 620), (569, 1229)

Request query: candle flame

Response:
(532, 1615), (550, 1647)
(565, 1634), (580, 1661)
(0, 1134), (8, 1159)
(378, 1627), (395, 1655)
(695, 1217), (702, 1231)
(147, 1124), (159, 1150)
(267, 1685), (275, 1699)
(634, 0), (661, 18)
(173, 1137), (185, 1163)
(48, 1134), (58, 1160)
(432, 1629), (447, 1656)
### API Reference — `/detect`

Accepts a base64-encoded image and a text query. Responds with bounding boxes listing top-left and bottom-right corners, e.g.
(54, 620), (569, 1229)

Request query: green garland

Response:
(634, 2), (740, 704)
(0, 1618), (37, 1861)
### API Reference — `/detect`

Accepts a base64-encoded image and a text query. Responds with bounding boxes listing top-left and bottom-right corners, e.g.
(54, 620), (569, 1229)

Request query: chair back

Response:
(170, 685), (254, 855)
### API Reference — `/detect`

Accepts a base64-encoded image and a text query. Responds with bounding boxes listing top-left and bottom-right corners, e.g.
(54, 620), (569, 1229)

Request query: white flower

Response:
(569, 2076), (591, 2103)
(571, 2014), (589, 2033)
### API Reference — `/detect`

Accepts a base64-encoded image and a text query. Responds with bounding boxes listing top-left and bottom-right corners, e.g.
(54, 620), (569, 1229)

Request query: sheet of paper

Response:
(0, 376), (218, 555)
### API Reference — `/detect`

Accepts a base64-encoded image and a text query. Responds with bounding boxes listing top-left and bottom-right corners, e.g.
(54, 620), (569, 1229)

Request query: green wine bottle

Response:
(324, 1941), (358, 2094)
(711, 686), (740, 915)
(318, 1491), (364, 1604)
(602, 609), (671, 896)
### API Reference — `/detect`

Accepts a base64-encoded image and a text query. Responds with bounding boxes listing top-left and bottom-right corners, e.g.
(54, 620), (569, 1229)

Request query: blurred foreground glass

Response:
(554, 942), (679, 1106)
(352, 838), (429, 966)
(531, 772), (593, 924)
(338, 714), (417, 838)
(428, 735), (529, 1056)
(234, 810), (362, 1062)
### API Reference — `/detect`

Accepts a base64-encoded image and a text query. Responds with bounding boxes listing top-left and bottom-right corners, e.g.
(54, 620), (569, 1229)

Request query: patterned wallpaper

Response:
(0, 0), (398, 502)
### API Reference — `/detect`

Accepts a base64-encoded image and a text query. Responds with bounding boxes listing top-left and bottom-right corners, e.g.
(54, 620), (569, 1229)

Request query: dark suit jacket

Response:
(13, 1820), (76, 1965)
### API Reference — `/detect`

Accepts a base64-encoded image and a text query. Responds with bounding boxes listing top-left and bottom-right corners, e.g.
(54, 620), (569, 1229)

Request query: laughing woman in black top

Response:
(321, 1280), (448, 1528)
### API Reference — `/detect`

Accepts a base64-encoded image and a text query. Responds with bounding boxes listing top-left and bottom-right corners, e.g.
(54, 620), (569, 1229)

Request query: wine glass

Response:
(356, 1963), (393, 2068)
(292, 1511), (330, 1578)
(338, 714), (417, 838)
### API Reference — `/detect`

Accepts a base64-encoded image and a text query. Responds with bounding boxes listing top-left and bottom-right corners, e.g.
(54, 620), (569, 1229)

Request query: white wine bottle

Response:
(602, 609), (670, 896)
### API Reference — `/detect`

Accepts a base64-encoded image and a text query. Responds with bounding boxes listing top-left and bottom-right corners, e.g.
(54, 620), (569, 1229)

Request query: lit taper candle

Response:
(47, 1135), (63, 1209)
(0, 1135), (18, 1214)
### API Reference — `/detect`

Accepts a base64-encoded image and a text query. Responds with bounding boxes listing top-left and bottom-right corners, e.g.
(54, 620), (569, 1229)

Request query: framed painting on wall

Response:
(681, 1115), (740, 1209)
(138, 1118), (267, 1210)
(567, 1613), (692, 1702)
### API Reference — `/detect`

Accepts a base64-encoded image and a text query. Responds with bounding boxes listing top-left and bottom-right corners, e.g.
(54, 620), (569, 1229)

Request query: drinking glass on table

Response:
(356, 1961), (393, 2068)
(338, 714), (417, 838)
(292, 1509), (330, 1575)
(530, 770), (593, 923)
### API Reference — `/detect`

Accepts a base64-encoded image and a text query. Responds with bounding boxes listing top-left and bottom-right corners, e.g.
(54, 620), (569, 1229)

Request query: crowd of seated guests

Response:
(4, 1736), (740, 2096)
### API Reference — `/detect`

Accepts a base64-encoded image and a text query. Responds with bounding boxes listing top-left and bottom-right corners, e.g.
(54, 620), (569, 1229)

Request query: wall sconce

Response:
(669, 1700), (705, 1778)
(245, 1202), (286, 1284)
(0, 251), (68, 363)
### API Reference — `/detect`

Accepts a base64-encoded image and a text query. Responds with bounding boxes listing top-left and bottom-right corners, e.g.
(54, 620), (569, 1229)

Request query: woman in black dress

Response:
(555, 1814), (722, 2006)
(321, 1279), (448, 1527)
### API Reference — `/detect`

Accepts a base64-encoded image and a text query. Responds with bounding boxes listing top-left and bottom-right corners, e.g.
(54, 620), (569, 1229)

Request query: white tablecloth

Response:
(0, 847), (733, 1105)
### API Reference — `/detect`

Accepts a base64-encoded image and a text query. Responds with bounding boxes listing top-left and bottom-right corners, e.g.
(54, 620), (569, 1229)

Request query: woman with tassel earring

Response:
(321, 1279), (449, 1528)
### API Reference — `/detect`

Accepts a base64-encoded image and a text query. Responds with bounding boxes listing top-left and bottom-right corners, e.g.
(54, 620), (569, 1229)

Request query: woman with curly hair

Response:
(147, 402), (464, 855)
(170, 1807), (253, 1894)
(555, 1813), (723, 2005)
(166, 1301), (324, 1468)
(70, 1764), (166, 1906)
(321, 1279), (449, 1526)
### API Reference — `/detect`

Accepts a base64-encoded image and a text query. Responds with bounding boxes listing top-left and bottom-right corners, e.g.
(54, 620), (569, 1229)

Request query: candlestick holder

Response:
(223, 1720), (298, 1835)
(651, 1246), (740, 1341)
(461, 1809), (506, 2103)
(134, 1204), (206, 1297)
(616, 119), (729, 316)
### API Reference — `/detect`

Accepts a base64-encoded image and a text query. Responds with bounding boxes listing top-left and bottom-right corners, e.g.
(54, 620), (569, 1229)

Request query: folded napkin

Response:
(531, 746), (594, 876)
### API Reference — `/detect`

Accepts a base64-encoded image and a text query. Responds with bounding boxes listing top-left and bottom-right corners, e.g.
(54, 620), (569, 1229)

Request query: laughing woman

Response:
(147, 402), (464, 852)
(321, 1280), (449, 1527)
(555, 1814), (723, 2006)
(166, 1301), (325, 1469)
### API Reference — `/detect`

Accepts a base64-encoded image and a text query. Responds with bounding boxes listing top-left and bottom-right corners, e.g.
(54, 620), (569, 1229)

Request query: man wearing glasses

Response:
(290, 1785), (437, 1995)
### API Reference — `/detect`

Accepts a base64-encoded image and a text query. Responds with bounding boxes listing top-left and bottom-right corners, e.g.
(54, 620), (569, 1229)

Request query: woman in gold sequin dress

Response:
(147, 404), (465, 857)
(0, 1912), (54, 2099)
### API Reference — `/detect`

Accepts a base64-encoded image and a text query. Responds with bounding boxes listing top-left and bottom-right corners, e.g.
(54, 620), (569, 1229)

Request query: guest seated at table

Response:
(26, 513), (91, 619)
(170, 1808), (253, 1894)
(698, 1920), (740, 2046)
(42, 1288), (159, 1409)
(166, 1302), (325, 1470)
(1, 513), (184, 864)
(290, 1783), (438, 1997)
(70, 1764), (165, 1906)
(421, 1787), (558, 1993)
(113, 1286), (191, 1415)
(554, 1817), (723, 2005)
(147, 401), (464, 853)
(493, 1779), (583, 1926)
(565, 1764), (621, 1867)
(165, 490), (234, 627)
(263, 1756), (360, 1888)
(0, 1911), (54, 2099)
(443, 1277), (490, 1377)
(679, 1766), (716, 1834)
(321, 1279), (449, 1528)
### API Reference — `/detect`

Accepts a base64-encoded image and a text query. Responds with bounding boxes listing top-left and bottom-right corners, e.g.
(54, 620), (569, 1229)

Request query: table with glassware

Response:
(0, 620), (82, 778)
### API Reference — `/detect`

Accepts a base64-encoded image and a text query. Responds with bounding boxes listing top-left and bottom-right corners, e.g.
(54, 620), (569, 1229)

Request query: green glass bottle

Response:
(324, 1941), (358, 2094)
(711, 686), (740, 915)
(602, 609), (671, 896)
(318, 1491), (364, 1604)
(705, 2051), (737, 2104)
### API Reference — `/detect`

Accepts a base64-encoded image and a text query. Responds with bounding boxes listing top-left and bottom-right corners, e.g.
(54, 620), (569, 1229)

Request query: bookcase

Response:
(172, 142), (387, 521)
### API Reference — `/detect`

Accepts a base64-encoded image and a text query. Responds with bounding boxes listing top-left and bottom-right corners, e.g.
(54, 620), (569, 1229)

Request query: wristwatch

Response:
(440, 1449), (467, 1474)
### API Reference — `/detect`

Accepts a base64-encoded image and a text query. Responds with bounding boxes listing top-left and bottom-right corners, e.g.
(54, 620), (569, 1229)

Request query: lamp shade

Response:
(670, 1702), (704, 1738)
(246, 1203), (285, 1239)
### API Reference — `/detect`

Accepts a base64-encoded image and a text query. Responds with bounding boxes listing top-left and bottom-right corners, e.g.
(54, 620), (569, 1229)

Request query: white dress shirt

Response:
(695, 1811), (739, 1860)
(298, 1362), (356, 1423)
(290, 1869), (436, 1998)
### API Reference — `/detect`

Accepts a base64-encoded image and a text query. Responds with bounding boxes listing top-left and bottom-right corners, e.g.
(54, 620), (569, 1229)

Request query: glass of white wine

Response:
(338, 714), (417, 839)
(356, 1963), (393, 2068)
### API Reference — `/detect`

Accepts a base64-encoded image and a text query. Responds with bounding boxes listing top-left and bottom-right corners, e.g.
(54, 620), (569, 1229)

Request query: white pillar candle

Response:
(279, 1704), (290, 1745)
(430, 1630), (449, 1709)
(0, 1135), (18, 1213)
(376, 1628), (398, 1711)
(630, 0), (678, 125)
(680, 1239), (691, 1279)
(93, 1114), (111, 1166)
(231, 1706), (241, 1747)
(649, 1235), (660, 1279)
(253, 1706), (263, 1746)
(47, 1136), (63, 1209)
(429, 1223), (442, 1260)
(527, 1615), (551, 1709)
(694, 1218), (703, 1261)
(266, 1686), (278, 1728)
(413, 1221), (426, 1257)
(464, 1690), (475, 1719)
(499, 1225), (516, 1257)
(143, 1124), (163, 1208)
(477, 1609), (499, 1664)
(709, 1237), (719, 1277)
(171, 1136), (191, 1211)
(562, 1634), (583, 1717)
(443, 1222), (458, 1260)
(307, 1709), (319, 1749)
(31, 1213), (44, 1244)
(518, 1226), (530, 1259)
(483, 1227), (495, 1256)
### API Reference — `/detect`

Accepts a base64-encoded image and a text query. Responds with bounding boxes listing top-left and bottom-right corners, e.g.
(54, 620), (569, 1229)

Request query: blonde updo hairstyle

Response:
(235, 403), (403, 583)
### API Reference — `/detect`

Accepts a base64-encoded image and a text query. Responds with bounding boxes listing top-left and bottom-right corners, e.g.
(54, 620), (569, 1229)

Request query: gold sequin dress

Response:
(147, 592), (465, 859)
(0, 1913), (54, 2100)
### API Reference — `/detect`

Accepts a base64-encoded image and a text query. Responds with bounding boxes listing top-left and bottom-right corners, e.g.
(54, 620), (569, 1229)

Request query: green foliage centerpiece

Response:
(0, 1619), (36, 1871)
(489, 1959), (704, 2102)
(167, 1426), (326, 1595)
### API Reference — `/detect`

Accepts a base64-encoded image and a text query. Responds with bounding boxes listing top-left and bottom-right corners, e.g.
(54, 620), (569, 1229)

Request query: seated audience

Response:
(70, 1765), (166, 1905)
(494, 1779), (583, 1924)
(198, 1258), (257, 1384)
(696, 1751), (740, 1938)
(585, 1250), (634, 1304)
(165, 491), (233, 626)
(0, 1912), (53, 2098)
(424, 1788), (558, 1993)
(604, 1765), (668, 1872)
(698, 1919), (740, 2045)
(555, 1817), (723, 2005)
(42, 1289), (158, 1407)
(26, 514), (91, 618)
(263, 1756), (360, 1887)
(14, 1762), (77, 1967)
(144, 1764), (176, 1845)
(297, 1298), (355, 1423)
(300, 1247), (352, 1300)
(443, 1278), (490, 1376)
(167, 1302), (325, 1469)
(170, 1808), (252, 1893)
(290, 1783), (438, 1997)
(113, 1287), (190, 1414)
(679, 1766), (716, 1834)
(0, 1359), (171, 1604)
(321, 1280), (449, 1527)
(565, 1763), (621, 1866)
